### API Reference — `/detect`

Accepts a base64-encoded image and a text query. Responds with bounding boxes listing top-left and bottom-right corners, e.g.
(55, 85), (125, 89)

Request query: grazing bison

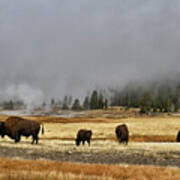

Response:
(176, 131), (180, 142)
(0, 121), (6, 138)
(0, 116), (44, 144)
(115, 124), (129, 145)
(75, 129), (92, 146)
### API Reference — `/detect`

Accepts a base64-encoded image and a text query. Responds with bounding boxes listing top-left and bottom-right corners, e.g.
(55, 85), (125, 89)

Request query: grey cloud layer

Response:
(0, 0), (180, 99)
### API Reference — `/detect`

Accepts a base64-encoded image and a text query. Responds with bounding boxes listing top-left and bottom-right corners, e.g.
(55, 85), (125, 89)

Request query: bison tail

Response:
(41, 124), (44, 135)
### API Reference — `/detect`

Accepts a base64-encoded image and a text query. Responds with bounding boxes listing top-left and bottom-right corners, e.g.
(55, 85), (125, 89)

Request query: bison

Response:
(115, 124), (129, 145)
(177, 131), (180, 142)
(75, 129), (92, 146)
(0, 116), (44, 144)
(0, 121), (6, 138)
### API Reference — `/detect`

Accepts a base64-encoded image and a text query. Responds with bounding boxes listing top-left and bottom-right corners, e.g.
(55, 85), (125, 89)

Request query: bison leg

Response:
(14, 134), (21, 143)
(36, 136), (39, 144)
(31, 135), (35, 144)
(121, 139), (128, 145)
(82, 140), (85, 146)
(32, 134), (39, 144)
(87, 139), (91, 146)
(117, 137), (122, 143)
(1, 134), (5, 138)
(31, 136), (35, 144)
(125, 139), (128, 145)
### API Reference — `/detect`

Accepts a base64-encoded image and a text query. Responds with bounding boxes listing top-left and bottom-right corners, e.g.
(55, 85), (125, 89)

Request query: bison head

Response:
(75, 138), (80, 146)
(0, 122), (6, 138)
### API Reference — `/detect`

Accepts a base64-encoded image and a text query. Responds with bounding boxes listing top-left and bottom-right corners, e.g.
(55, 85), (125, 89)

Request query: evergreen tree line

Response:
(0, 100), (25, 110)
(110, 79), (180, 113)
(50, 90), (108, 111)
(3, 76), (180, 114)
(0, 90), (108, 111)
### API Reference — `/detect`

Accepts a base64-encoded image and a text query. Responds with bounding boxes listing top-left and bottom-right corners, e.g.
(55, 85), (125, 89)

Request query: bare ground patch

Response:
(0, 139), (180, 167)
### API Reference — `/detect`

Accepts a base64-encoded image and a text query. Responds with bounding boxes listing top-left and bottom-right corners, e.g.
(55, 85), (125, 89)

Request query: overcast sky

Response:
(0, 0), (180, 101)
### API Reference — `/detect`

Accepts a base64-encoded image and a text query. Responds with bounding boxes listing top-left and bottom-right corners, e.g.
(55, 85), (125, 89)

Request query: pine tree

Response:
(83, 96), (90, 110)
(72, 98), (81, 111)
(62, 96), (69, 110)
(3, 100), (14, 110)
(50, 98), (55, 109)
(104, 98), (108, 109)
(140, 92), (152, 114)
(98, 93), (104, 109)
(90, 90), (98, 109)
(42, 101), (46, 109)
(67, 96), (73, 107)
(9, 100), (14, 110)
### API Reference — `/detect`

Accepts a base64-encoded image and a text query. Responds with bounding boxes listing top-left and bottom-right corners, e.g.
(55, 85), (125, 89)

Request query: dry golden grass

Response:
(0, 171), (112, 180)
(1, 115), (180, 142)
(1, 158), (180, 180)
(131, 135), (175, 142)
(1, 113), (180, 179)
(38, 116), (180, 142)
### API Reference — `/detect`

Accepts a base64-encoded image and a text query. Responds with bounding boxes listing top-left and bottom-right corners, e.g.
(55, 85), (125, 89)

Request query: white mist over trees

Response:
(110, 74), (180, 113)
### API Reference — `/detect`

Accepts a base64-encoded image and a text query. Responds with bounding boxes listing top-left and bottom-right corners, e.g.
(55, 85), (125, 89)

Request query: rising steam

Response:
(5, 83), (44, 113)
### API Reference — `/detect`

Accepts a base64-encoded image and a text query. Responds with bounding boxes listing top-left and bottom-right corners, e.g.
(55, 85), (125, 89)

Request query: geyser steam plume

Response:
(4, 83), (44, 113)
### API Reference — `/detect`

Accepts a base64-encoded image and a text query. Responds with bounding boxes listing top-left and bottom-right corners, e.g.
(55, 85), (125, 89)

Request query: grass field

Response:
(1, 158), (180, 180)
(20, 116), (180, 142)
(1, 109), (180, 179)
(1, 115), (179, 142)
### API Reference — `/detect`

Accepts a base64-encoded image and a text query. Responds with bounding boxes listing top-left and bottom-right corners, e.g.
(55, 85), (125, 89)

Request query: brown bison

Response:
(177, 131), (180, 142)
(115, 124), (129, 145)
(75, 129), (92, 146)
(0, 121), (5, 138)
(0, 116), (44, 144)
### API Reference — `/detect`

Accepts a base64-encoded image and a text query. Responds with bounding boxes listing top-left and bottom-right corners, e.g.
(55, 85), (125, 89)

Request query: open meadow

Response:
(1, 109), (180, 179)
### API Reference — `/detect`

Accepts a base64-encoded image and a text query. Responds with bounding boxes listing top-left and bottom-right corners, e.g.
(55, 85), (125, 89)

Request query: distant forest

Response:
(0, 90), (108, 112)
(2, 76), (180, 113)
(110, 77), (180, 113)
(48, 90), (108, 111)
